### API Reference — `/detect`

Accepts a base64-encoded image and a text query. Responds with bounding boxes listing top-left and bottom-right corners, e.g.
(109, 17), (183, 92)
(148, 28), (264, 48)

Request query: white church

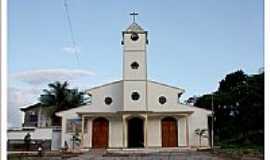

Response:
(56, 14), (212, 149)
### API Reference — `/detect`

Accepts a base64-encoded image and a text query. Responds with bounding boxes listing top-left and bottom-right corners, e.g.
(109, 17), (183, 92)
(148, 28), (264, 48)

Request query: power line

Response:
(64, 0), (80, 66)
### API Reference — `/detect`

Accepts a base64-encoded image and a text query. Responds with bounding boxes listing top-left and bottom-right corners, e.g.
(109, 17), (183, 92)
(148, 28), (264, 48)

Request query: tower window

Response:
(159, 96), (167, 105)
(131, 92), (140, 101)
(131, 32), (139, 41)
(104, 97), (113, 105)
(131, 62), (139, 69)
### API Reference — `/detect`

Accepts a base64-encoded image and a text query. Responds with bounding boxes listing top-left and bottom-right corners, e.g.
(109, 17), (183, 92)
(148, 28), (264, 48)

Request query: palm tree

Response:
(195, 128), (208, 147)
(39, 81), (85, 125)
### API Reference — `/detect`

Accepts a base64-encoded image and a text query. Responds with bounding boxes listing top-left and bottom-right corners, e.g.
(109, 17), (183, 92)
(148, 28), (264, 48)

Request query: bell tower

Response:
(122, 12), (148, 80)
(122, 12), (149, 111)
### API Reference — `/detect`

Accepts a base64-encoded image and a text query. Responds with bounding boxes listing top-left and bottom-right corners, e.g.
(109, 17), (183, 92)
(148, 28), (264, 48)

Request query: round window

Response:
(130, 32), (139, 41)
(131, 92), (140, 101)
(104, 97), (112, 105)
(159, 96), (167, 104)
(131, 62), (139, 69)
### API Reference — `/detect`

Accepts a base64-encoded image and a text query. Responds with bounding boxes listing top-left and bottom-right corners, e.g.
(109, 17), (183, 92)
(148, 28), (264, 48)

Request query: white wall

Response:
(51, 129), (61, 150)
(123, 33), (146, 51)
(83, 119), (92, 148)
(178, 117), (188, 147)
(87, 81), (123, 112)
(123, 51), (146, 80)
(60, 109), (80, 148)
(8, 128), (62, 150)
(188, 107), (210, 147)
(147, 117), (161, 147)
(147, 81), (184, 112)
(108, 117), (123, 148)
(8, 128), (52, 140)
(123, 81), (147, 111)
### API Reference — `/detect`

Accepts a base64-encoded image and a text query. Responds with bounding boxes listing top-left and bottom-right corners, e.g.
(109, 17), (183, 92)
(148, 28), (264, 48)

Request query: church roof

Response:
(126, 22), (144, 32)
(85, 80), (185, 93)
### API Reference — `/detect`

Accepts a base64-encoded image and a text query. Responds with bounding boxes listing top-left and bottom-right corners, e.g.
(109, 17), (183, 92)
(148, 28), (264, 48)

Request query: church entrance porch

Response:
(128, 117), (144, 148)
(92, 117), (109, 148)
(80, 113), (190, 149)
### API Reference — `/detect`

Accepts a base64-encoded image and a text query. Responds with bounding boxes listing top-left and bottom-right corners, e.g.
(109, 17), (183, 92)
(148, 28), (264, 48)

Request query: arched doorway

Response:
(92, 117), (108, 148)
(162, 117), (178, 147)
(128, 117), (144, 148)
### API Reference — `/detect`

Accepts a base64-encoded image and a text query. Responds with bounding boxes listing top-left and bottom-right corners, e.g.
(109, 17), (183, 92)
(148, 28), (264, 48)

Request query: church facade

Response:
(56, 19), (212, 149)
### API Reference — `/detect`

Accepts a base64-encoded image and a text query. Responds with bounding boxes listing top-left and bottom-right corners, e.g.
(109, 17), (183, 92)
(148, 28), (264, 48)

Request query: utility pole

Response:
(211, 93), (214, 150)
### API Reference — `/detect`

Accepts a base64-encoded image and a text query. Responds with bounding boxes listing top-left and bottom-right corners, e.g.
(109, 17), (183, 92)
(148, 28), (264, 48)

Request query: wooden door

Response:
(92, 118), (108, 148)
(162, 117), (178, 147)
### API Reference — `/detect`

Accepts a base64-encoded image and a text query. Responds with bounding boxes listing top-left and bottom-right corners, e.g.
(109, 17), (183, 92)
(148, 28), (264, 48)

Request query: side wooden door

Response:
(92, 118), (108, 148)
(162, 117), (178, 147)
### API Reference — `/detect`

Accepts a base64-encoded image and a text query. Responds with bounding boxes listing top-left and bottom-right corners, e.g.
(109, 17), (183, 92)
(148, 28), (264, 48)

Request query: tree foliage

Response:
(193, 70), (264, 145)
(39, 81), (86, 125)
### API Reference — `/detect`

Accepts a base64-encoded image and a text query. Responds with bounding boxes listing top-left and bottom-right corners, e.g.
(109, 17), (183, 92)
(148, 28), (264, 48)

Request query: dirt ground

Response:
(7, 150), (264, 160)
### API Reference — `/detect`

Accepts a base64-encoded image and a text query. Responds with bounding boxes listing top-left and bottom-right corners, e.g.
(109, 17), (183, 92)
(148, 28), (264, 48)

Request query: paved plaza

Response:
(66, 150), (228, 160)
(8, 149), (263, 160)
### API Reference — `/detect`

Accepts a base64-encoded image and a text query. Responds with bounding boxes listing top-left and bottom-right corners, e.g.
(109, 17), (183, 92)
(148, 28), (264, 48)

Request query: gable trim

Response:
(85, 80), (122, 92)
(148, 80), (185, 92)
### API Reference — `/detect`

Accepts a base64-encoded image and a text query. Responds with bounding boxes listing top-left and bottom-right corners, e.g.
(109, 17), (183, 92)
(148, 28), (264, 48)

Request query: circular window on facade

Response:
(131, 62), (139, 69)
(130, 32), (139, 41)
(159, 96), (167, 105)
(104, 97), (113, 105)
(131, 92), (140, 101)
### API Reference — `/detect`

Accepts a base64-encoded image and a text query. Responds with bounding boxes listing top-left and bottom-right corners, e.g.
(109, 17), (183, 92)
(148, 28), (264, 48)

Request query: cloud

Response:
(11, 69), (96, 86)
(8, 68), (96, 127)
(8, 68), (98, 127)
(62, 46), (80, 54)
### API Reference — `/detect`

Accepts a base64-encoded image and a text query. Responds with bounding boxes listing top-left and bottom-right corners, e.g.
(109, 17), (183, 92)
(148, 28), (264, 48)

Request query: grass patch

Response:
(214, 144), (264, 159)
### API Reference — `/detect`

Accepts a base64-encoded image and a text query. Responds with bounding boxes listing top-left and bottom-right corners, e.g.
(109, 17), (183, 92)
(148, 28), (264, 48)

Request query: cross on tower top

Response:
(130, 11), (139, 23)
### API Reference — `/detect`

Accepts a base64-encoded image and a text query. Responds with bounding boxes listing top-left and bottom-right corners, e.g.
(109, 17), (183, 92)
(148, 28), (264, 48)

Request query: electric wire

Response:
(64, 0), (80, 66)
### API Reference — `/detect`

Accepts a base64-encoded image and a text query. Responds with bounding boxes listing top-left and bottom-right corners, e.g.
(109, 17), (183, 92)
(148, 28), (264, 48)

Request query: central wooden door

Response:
(92, 117), (108, 148)
(162, 117), (178, 147)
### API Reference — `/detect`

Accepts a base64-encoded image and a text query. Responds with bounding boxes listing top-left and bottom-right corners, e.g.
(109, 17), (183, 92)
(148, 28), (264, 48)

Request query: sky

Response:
(8, 0), (264, 127)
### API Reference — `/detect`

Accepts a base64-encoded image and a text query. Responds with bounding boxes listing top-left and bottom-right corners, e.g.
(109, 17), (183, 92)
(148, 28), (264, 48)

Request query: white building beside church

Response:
(56, 17), (212, 149)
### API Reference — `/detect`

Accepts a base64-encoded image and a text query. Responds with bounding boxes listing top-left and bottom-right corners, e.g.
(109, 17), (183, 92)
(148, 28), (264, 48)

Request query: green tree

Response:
(218, 70), (247, 93)
(39, 81), (86, 125)
(193, 70), (264, 146)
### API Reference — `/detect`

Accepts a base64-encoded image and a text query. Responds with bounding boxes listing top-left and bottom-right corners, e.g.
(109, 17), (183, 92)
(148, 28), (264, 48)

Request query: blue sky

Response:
(8, 0), (263, 127)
